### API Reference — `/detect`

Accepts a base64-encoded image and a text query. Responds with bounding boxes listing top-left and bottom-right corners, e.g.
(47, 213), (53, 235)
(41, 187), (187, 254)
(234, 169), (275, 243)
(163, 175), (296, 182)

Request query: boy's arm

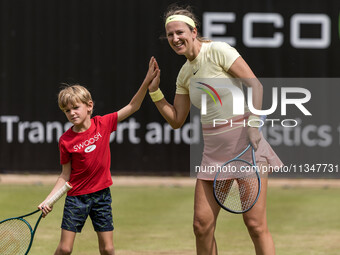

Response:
(117, 57), (159, 122)
(38, 161), (71, 217)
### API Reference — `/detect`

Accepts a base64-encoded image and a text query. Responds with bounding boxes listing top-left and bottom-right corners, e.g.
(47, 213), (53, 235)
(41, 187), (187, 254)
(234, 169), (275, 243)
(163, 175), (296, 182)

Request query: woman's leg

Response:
(193, 179), (221, 255)
(242, 166), (275, 255)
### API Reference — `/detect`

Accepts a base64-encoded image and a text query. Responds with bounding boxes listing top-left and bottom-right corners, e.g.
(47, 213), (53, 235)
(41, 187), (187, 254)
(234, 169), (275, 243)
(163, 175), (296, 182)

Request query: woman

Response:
(148, 5), (282, 255)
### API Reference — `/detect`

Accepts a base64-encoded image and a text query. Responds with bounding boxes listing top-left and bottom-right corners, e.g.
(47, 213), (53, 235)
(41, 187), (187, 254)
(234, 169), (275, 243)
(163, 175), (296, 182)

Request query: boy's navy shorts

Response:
(61, 187), (114, 233)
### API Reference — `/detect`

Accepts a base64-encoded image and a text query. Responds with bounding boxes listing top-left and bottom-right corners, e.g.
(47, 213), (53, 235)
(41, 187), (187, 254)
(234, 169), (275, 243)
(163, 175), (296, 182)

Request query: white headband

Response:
(165, 15), (196, 28)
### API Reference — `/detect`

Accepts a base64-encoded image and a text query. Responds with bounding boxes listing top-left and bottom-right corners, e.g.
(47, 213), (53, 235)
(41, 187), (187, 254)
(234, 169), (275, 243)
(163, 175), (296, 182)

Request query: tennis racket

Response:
(0, 182), (72, 255)
(213, 116), (266, 214)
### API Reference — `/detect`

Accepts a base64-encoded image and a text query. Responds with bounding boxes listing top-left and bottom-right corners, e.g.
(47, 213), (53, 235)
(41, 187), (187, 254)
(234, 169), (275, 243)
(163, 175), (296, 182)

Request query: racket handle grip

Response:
(45, 182), (72, 207)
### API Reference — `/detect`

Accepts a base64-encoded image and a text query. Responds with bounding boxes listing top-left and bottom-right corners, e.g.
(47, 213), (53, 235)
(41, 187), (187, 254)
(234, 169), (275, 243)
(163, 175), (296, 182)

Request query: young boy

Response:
(38, 57), (160, 255)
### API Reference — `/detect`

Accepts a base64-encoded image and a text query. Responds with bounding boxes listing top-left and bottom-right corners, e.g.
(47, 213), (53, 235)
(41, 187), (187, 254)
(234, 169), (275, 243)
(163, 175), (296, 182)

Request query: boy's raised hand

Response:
(144, 56), (159, 84)
(116, 56), (160, 123)
(148, 58), (160, 92)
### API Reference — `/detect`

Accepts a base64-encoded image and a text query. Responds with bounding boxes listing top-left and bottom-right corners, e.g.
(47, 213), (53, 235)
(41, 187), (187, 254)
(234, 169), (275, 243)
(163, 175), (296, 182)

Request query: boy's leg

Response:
(97, 231), (115, 255)
(90, 188), (115, 255)
(54, 229), (76, 255)
(57, 194), (90, 255)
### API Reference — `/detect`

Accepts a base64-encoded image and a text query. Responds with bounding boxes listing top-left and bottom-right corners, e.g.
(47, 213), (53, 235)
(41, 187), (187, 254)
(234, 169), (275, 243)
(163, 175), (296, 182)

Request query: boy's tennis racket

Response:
(0, 182), (72, 255)
(213, 116), (266, 214)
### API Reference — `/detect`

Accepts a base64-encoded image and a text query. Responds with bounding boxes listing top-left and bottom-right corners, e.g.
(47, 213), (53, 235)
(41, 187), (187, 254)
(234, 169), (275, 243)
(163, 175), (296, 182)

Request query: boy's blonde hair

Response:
(58, 84), (94, 114)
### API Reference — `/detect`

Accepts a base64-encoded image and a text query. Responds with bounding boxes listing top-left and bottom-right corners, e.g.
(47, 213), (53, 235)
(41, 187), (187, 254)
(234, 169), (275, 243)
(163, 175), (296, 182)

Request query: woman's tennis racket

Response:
(0, 182), (72, 255)
(213, 116), (266, 214)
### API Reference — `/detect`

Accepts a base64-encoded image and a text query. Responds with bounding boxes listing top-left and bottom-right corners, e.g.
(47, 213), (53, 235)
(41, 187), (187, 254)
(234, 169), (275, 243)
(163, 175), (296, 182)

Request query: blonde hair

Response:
(58, 84), (94, 114)
(163, 4), (211, 43)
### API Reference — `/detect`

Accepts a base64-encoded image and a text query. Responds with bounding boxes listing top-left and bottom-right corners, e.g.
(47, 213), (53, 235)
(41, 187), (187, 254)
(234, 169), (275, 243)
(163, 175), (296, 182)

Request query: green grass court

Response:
(1, 183), (340, 254)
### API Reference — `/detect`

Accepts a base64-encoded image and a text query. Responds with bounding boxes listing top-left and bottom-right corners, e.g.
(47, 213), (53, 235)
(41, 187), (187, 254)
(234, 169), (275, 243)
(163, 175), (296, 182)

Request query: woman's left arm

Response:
(228, 56), (263, 111)
(228, 56), (263, 150)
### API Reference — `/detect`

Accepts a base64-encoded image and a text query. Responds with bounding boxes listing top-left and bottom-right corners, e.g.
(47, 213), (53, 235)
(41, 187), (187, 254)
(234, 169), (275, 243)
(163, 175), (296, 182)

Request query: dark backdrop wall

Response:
(1, 0), (339, 177)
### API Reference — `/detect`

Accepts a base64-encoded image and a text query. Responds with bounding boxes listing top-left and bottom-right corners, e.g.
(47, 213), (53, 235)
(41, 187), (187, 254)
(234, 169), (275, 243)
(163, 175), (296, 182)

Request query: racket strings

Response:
(215, 160), (260, 212)
(0, 219), (31, 255)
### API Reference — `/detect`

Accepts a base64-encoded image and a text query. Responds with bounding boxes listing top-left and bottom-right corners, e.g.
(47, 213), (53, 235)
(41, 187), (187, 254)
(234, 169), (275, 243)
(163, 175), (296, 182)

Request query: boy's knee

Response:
(99, 245), (114, 255)
(56, 245), (73, 255)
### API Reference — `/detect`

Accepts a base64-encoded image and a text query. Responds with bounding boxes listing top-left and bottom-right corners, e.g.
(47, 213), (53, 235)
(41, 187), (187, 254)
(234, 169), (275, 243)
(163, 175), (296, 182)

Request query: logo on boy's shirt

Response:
(84, 145), (96, 153)
(73, 132), (102, 152)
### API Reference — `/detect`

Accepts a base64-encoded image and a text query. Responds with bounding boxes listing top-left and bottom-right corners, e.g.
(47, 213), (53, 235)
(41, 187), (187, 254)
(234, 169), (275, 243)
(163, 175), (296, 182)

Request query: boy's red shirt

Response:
(59, 112), (118, 196)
